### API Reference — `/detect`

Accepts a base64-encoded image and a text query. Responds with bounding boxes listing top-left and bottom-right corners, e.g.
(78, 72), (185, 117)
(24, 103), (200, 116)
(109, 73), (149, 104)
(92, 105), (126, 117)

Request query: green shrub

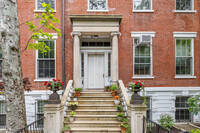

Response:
(75, 88), (82, 92)
(158, 114), (175, 130)
(110, 84), (118, 91)
(191, 129), (200, 133)
(70, 111), (75, 117)
(117, 112), (124, 117)
(69, 102), (78, 106)
(116, 105), (123, 111)
(62, 125), (70, 132)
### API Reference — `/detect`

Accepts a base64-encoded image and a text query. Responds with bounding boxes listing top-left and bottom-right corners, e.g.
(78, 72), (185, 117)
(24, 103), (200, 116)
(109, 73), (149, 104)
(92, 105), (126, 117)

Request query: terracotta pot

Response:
(75, 91), (81, 96)
(111, 91), (117, 97)
(121, 127), (126, 133)
(64, 131), (70, 133)
(107, 89), (110, 92)
(70, 105), (77, 111)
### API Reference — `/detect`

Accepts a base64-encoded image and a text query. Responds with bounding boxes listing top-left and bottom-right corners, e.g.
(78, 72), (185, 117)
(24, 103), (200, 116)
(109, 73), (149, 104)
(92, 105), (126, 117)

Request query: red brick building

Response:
(0, 0), (200, 126)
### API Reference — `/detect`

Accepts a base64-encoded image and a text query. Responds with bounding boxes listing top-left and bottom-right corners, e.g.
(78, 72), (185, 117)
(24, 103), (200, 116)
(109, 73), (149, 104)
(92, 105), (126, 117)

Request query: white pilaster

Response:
(71, 32), (81, 88)
(111, 32), (121, 82)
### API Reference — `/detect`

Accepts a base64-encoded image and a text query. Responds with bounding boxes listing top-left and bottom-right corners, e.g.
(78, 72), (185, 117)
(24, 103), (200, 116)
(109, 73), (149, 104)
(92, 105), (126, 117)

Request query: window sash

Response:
(134, 0), (152, 10)
(36, 40), (56, 79)
(88, 0), (107, 10)
(176, 0), (192, 10)
(37, 0), (56, 10)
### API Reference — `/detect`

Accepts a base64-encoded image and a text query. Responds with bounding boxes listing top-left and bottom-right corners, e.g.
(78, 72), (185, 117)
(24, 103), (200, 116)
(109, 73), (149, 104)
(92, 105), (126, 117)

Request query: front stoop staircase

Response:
(65, 89), (122, 133)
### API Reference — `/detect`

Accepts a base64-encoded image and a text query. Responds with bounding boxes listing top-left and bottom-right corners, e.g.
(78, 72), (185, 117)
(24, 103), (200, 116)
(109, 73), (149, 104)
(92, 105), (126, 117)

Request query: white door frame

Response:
(81, 49), (112, 89)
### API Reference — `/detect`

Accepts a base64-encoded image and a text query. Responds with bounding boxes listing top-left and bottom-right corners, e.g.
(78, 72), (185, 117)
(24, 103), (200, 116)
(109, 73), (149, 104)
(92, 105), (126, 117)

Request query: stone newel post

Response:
(71, 32), (81, 88)
(111, 32), (121, 82)
(44, 104), (64, 133)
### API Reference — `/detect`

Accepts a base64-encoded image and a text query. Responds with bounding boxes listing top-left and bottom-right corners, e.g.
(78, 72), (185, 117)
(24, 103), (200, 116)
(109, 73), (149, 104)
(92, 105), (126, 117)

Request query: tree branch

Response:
(21, 23), (45, 53)
(19, 17), (39, 27)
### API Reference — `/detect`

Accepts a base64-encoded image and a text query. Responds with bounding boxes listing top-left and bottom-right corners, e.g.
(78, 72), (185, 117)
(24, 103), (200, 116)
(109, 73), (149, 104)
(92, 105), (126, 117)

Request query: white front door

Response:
(88, 54), (104, 89)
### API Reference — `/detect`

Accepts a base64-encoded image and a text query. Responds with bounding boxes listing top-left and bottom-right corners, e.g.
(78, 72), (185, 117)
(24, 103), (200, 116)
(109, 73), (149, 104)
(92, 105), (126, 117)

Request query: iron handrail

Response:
(15, 117), (44, 133)
(143, 116), (173, 133)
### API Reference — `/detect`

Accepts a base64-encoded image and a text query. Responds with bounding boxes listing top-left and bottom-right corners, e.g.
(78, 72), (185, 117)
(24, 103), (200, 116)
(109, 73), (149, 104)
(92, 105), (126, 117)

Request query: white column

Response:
(83, 52), (88, 89)
(111, 32), (121, 82)
(71, 32), (81, 88)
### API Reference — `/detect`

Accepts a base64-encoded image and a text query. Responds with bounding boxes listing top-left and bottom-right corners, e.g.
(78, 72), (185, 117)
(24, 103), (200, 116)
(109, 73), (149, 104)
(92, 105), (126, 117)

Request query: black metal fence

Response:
(15, 117), (44, 133)
(143, 116), (173, 133)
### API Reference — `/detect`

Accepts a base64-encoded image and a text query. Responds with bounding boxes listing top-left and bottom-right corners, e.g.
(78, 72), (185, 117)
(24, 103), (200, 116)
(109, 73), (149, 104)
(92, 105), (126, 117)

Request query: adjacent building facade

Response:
(1, 0), (200, 127)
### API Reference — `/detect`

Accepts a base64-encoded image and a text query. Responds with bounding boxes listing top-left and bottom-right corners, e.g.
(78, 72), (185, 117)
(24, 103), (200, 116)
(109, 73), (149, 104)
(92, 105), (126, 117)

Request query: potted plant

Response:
(63, 118), (71, 133)
(44, 79), (64, 104)
(116, 105), (123, 111)
(120, 123), (127, 133)
(74, 88), (82, 96)
(114, 96), (120, 105)
(69, 102), (78, 110)
(62, 125), (71, 133)
(110, 84), (118, 97)
(129, 81), (146, 104)
(117, 112), (124, 121)
(69, 111), (75, 122)
(73, 94), (78, 101)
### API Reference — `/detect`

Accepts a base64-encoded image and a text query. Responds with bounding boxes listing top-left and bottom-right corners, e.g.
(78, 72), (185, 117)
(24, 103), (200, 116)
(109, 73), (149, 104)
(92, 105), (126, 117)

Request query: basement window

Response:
(36, 100), (48, 127)
(0, 101), (6, 129)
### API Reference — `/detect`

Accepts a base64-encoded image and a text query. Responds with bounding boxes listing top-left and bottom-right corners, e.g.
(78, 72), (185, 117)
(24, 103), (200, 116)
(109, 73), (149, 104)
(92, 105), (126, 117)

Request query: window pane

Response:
(176, 57), (181, 74)
(37, 0), (55, 10)
(176, 0), (192, 10)
(134, 0), (151, 10)
(38, 60), (55, 78)
(176, 40), (181, 56)
(89, 0), (107, 10)
(186, 40), (191, 56)
(182, 40), (186, 56)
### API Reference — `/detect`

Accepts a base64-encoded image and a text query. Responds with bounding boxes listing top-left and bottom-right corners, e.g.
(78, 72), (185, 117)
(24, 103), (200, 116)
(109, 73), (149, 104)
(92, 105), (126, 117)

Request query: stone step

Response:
(72, 92), (112, 97)
(66, 110), (119, 115)
(65, 115), (118, 121)
(68, 100), (115, 105)
(70, 127), (121, 133)
(74, 96), (114, 100)
(69, 121), (121, 127)
(67, 104), (116, 110)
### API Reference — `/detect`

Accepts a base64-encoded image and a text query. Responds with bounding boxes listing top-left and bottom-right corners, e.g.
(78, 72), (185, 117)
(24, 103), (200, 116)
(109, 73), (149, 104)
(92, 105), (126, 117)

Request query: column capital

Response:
(71, 31), (81, 38)
(111, 31), (121, 37)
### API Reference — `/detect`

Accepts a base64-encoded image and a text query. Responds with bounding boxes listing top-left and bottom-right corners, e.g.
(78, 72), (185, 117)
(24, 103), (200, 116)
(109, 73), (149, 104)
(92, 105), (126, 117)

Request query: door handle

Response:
(103, 74), (104, 78)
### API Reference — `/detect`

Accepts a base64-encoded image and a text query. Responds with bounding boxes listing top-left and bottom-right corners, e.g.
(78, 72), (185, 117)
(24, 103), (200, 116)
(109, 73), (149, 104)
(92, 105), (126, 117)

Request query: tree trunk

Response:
(0, 0), (27, 132)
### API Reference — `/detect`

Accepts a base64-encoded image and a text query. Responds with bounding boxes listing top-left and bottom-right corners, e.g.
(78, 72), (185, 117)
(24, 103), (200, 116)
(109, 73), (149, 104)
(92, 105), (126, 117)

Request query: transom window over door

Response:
(36, 0), (56, 10)
(134, 0), (152, 10)
(88, 0), (107, 11)
(37, 41), (56, 79)
(176, 39), (193, 75)
(176, 0), (193, 10)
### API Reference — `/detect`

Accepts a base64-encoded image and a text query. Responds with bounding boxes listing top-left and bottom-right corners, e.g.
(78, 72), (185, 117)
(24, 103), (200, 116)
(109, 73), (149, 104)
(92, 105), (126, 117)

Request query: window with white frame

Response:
(36, 0), (56, 11)
(88, 0), (107, 11)
(176, 39), (193, 75)
(134, 39), (152, 76)
(0, 51), (2, 80)
(134, 0), (152, 10)
(36, 100), (48, 126)
(175, 97), (191, 122)
(176, 0), (193, 10)
(37, 40), (56, 79)
(0, 101), (6, 128)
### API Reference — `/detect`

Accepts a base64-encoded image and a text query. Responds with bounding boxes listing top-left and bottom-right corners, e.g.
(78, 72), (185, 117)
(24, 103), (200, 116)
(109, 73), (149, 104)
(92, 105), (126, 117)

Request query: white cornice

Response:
(131, 32), (156, 38)
(173, 32), (197, 38)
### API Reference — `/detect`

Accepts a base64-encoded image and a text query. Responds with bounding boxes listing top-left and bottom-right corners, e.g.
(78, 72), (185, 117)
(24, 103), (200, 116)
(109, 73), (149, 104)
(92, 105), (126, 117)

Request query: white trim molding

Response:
(131, 32), (156, 38)
(38, 33), (58, 40)
(174, 10), (196, 13)
(173, 32), (197, 38)
(175, 75), (196, 79)
(133, 10), (154, 13)
(132, 76), (154, 79)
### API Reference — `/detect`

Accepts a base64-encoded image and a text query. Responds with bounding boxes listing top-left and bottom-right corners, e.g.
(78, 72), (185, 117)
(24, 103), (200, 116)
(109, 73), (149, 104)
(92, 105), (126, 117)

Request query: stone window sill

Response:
(132, 76), (154, 79)
(34, 10), (57, 13)
(34, 79), (54, 82)
(174, 10), (196, 13)
(87, 10), (109, 12)
(175, 76), (196, 79)
(132, 10), (154, 13)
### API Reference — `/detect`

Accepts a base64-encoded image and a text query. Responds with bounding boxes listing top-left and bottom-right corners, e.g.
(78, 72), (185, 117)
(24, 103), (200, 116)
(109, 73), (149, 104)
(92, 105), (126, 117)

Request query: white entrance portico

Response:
(70, 15), (122, 88)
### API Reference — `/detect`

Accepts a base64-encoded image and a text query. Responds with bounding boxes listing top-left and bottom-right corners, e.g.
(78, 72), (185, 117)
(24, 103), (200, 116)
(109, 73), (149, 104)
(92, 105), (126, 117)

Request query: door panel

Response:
(88, 54), (104, 89)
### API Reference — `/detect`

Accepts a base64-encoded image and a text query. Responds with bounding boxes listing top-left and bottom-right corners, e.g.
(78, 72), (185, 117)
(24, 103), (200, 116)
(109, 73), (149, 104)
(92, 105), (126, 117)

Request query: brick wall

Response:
(17, 0), (200, 89)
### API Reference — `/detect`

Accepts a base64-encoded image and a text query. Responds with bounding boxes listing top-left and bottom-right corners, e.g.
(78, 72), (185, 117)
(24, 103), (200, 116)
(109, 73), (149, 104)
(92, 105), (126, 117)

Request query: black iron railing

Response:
(143, 116), (173, 133)
(15, 117), (44, 133)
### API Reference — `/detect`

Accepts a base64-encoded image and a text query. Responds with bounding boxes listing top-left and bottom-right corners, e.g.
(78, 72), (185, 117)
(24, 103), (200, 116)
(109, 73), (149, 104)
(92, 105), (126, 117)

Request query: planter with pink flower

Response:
(44, 79), (64, 104)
